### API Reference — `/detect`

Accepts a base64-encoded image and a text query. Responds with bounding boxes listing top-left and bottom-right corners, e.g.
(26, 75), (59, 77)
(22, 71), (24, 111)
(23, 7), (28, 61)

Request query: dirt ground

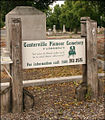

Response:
(1, 81), (105, 120)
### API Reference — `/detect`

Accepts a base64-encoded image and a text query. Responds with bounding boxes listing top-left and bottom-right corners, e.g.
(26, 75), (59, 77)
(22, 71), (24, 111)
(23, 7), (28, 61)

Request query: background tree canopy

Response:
(46, 0), (105, 32)
(0, 0), (55, 27)
(0, 0), (105, 30)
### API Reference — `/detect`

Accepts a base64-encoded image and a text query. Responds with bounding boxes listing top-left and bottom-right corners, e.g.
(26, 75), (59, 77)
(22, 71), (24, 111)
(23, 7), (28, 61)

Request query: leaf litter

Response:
(1, 81), (104, 120)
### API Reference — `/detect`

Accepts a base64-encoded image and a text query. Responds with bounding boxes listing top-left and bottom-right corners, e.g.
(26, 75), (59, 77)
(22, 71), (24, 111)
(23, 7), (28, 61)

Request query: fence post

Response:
(75, 17), (89, 101)
(76, 17), (98, 100)
(81, 17), (90, 84)
(10, 18), (23, 113)
(86, 19), (98, 98)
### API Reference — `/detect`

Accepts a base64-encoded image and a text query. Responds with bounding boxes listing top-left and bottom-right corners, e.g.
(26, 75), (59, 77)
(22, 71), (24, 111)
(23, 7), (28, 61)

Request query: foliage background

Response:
(0, 0), (105, 31)
(46, 0), (105, 32)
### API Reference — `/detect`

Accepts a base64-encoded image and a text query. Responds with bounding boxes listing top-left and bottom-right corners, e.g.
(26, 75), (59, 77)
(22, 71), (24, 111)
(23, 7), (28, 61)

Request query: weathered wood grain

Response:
(86, 19), (98, 97)
(80, 17), (88, 84)
(10, 18), (23, 113)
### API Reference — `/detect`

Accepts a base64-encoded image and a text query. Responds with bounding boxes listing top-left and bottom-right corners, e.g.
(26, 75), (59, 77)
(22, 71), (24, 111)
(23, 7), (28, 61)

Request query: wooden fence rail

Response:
(1, 73), (104, 88)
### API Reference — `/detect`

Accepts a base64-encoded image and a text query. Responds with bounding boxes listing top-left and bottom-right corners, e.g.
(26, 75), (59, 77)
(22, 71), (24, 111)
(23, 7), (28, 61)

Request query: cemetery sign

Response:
(22, 39), (85, 69)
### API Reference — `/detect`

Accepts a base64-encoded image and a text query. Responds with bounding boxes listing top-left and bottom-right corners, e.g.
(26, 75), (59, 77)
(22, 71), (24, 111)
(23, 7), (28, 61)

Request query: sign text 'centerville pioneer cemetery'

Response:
(22, 39), (86, 69)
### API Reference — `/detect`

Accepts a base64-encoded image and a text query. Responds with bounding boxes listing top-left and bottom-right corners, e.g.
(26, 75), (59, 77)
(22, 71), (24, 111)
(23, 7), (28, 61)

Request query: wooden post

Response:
(75, 17), (90, 101)
(81, 17), (90, 84)
(10, 18), (23, 113)
(81, 17), (98, 98)
(1, 87), (11, 113)
(76, 17), (98, 100)
(86, 19), (98, 98)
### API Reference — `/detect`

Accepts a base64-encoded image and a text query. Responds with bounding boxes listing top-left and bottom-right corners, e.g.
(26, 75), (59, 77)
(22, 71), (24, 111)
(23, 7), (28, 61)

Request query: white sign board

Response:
(22, 39), (86, 69)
